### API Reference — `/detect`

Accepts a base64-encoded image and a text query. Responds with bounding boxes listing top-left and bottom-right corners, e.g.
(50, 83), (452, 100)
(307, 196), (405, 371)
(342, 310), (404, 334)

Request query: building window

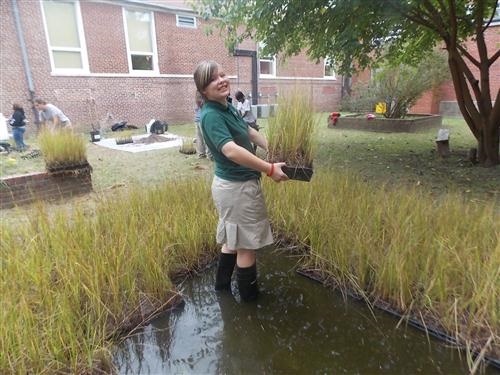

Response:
(324, 57), (336, 79)
(491, 3), (500, 25)
(258, 42), (276, 77)
(41, 0), (88, 73)
(123, 9), (158, 73)
(176, 15), (196, 28)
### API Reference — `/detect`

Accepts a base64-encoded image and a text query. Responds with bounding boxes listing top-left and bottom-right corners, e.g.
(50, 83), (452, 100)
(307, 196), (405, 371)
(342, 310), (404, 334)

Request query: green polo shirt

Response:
(201, 100), (261, 181)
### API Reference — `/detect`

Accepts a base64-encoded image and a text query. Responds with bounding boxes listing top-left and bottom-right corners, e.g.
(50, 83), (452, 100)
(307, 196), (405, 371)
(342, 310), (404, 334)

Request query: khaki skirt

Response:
(211, 176), (273, 250)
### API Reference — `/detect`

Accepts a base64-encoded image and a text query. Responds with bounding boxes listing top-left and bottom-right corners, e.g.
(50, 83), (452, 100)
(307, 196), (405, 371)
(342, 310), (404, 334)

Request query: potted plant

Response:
(38, 129), (90, 174)
(179, 137), (196, 155)
(267, 92), (317, 181)
(90, 123), (101, 142)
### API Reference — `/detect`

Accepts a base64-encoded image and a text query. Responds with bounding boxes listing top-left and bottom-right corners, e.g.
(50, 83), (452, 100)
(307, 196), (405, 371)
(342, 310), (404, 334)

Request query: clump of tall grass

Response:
(267, 91), (317, 166)
(38, 129), (87, 168)
(0, 178), (218, 373)
(179, 137), (196, 154)
(265, 171), (499, 362)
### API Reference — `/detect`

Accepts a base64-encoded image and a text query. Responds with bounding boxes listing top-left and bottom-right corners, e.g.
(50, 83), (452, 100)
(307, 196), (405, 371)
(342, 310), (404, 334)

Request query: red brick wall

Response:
(0, 170), (93, 210)
(0, 2), (31, 120)
(1, 1), (342, 129)
(81, 2), (128, 73)
(278, 55), (324, 78)
(257, 79), (343, 112)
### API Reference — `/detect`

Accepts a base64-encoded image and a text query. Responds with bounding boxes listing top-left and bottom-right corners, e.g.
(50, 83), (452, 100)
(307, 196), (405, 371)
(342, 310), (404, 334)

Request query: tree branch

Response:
(421, 0), (451, 37)
(448, 54), (481, 137)
(482, 0), (498, 32)
(489, 48), (500, 66)
(457, 45), (481, 67)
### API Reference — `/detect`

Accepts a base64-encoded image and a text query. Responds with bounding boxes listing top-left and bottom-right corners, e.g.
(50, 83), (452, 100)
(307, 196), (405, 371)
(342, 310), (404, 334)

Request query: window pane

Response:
(325, 65), (335, 77)
(43, 1), (80, 48)
(260, 61), (271, 75)
(131, 55), (153, 70)
(53, 50), (82, 69)
(126, 10), (153, 52)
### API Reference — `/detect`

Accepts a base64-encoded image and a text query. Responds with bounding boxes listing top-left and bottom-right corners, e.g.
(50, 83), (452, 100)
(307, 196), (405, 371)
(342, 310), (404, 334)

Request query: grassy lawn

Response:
(1, 117), (498, 200)
(313, 115), (499, 205)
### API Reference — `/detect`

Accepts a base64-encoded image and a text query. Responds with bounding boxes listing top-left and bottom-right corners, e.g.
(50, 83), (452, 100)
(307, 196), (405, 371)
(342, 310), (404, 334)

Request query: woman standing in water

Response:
(193, 60), (288, 302)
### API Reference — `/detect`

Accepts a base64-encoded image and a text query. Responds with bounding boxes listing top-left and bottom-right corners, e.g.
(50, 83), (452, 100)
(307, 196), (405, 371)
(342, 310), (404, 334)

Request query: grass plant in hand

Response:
(267, 91), (317, 181)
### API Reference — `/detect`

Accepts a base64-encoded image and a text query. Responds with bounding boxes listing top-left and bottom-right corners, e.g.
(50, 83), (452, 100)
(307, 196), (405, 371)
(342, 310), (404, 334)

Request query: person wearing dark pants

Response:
(9, 103), (28, 151)
(194, 61), (288, 302)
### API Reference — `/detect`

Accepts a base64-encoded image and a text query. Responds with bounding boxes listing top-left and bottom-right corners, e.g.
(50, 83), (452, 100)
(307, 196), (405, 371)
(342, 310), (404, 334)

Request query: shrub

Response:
(341, 51), (450, 118)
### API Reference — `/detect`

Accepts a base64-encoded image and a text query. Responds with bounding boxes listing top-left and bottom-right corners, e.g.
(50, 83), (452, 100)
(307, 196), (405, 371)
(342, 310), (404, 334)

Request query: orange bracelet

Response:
(267, 163), (274, 177)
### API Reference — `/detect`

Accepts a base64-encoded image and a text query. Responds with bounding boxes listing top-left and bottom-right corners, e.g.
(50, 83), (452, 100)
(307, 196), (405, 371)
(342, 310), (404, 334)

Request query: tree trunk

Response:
(447, 54), (499, 167)
(478, 119), (500, 166)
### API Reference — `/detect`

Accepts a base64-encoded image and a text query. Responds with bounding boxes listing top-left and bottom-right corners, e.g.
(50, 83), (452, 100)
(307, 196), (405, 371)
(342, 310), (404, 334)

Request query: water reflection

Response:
(114, 250), (494, 374)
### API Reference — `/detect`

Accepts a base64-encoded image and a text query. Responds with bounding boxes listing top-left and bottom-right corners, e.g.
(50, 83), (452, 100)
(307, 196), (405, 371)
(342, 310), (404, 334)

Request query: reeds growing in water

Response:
(0, 179), (217, 373)
(1, 171), (498, 372)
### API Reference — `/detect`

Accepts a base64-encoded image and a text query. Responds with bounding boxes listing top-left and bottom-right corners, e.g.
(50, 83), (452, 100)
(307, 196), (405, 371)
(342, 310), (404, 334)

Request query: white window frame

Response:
(491, 3), (500, 25)
(123, 8), (159, 75)
(176, 14), (197, 28)
(40, 0), (89, 74)
(258, 43), (276, 77)
(323, 57), (336, 80)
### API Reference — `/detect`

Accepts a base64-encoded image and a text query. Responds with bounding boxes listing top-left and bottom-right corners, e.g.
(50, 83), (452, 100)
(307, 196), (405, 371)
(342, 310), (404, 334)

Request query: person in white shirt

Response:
(34, 98), (71, 130)
(235, 91), (258, 131)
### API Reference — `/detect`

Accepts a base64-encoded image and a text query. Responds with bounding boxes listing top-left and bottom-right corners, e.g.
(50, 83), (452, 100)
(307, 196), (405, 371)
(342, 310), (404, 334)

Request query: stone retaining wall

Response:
(329, 114), (442, 132)
(0, 169), (92, 210)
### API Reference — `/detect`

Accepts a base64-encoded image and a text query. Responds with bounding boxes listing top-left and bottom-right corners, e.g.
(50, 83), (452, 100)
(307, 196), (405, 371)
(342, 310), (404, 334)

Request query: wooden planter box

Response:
(328, 114), (442, 133)
(0, 164), (93, 210)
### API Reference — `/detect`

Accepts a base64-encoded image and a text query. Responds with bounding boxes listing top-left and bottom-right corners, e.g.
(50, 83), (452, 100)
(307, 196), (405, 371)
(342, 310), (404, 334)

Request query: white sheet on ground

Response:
(94, 133), (183, 153)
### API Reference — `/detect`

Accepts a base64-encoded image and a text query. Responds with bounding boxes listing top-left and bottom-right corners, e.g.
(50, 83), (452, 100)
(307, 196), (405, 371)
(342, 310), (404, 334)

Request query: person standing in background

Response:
(235, 91), (258, 131)
(34, 98), (71, 130)
(9, 103), (28, 151)
(195, 91), (211, 159)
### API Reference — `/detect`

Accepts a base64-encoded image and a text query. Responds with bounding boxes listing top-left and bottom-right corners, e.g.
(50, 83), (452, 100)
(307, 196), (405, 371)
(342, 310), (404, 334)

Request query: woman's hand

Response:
(267, 162), (289, 183)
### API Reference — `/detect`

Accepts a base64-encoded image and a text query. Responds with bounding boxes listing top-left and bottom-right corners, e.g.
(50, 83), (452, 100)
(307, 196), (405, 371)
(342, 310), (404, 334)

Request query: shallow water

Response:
(114, 250), (497, 374)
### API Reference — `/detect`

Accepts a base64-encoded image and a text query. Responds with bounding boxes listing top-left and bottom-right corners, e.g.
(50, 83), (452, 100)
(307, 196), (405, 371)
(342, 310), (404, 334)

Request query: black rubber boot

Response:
(215, 253), (237, 291)
(236, 264), (259, 302)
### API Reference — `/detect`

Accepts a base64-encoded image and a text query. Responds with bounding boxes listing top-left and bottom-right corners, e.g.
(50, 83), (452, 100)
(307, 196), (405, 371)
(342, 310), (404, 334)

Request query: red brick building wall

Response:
(1, 0), (342, 131)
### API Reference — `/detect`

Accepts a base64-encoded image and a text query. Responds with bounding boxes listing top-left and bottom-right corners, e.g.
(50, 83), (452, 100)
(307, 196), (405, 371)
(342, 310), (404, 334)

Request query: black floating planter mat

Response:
(282, 165), (313, 182)
(116, 137), (133, 145)
(295, 268), (500, 371)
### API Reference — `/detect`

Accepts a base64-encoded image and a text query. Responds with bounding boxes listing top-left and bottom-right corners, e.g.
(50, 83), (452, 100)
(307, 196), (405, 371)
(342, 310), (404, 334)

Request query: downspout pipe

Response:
(233, 49), (258, 105)
(11, 0), (39, 127)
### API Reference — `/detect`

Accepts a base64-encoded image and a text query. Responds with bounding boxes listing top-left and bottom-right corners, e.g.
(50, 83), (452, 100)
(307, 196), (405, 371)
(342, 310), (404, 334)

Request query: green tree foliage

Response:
(194, 0), (500, 166)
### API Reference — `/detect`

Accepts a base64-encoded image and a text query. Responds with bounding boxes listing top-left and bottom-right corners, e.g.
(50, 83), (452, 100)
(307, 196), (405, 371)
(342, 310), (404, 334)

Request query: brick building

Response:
(0, 0), (342, 129)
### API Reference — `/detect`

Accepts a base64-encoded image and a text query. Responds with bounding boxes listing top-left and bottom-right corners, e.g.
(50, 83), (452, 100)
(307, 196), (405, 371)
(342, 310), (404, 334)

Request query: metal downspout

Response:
(11, 0), (38, 127)
(233, 49), (258, 105)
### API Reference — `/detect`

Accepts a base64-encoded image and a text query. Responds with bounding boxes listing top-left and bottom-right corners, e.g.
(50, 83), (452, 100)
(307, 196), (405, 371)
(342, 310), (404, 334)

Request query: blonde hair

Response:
(193, 60), (219, 98)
